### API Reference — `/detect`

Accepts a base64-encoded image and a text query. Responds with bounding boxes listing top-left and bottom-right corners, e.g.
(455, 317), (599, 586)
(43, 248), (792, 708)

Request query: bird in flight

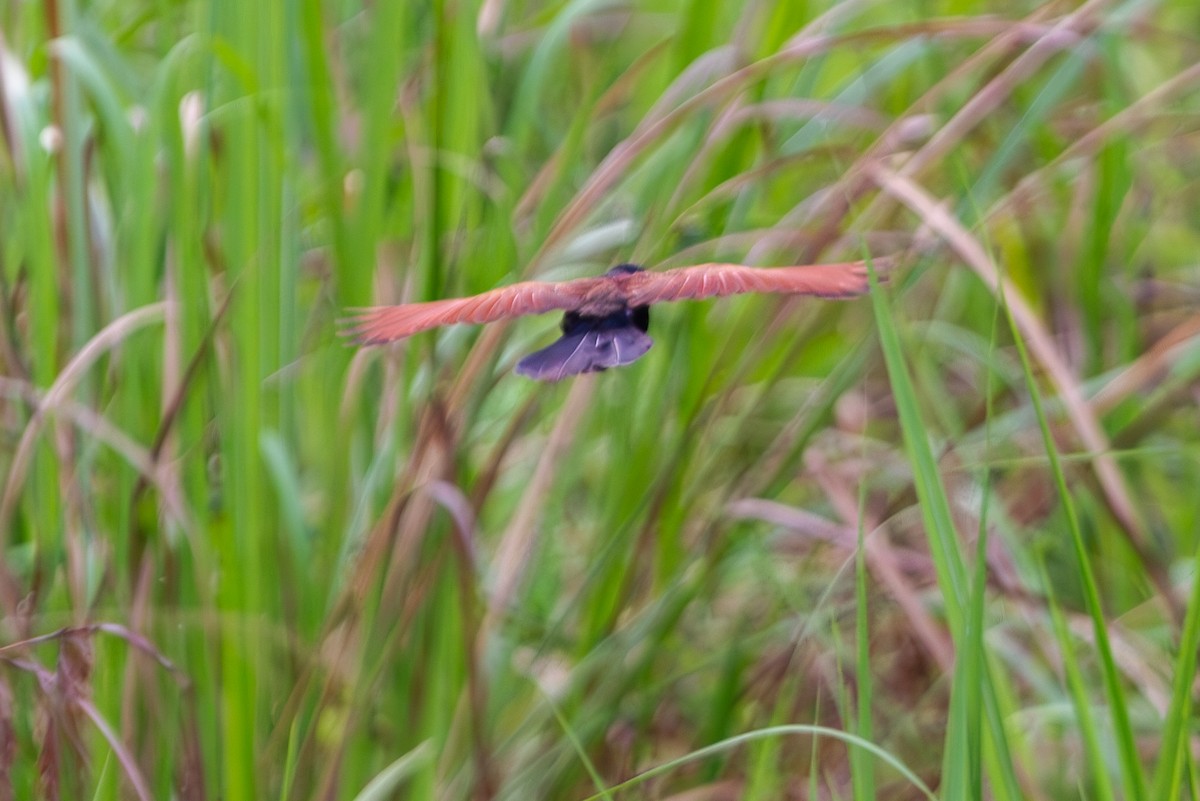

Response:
(345, 260), (879, 381)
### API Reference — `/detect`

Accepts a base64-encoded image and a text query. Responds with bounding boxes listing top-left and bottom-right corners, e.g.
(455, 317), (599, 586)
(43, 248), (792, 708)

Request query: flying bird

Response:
(345, 260), (879, 381)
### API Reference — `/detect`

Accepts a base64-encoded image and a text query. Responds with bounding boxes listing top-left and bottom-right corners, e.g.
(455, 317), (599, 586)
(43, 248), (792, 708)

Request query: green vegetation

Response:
(2, 0), (1199, 798)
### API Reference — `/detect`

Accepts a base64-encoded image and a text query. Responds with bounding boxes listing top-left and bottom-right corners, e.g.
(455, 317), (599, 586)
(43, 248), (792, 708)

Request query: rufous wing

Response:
(344, 278), (605, 344)
(622, 260), (881, 307)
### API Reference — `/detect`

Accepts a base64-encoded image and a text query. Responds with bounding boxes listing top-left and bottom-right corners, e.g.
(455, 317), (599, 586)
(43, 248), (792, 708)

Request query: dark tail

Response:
(514, 324), (653, 382)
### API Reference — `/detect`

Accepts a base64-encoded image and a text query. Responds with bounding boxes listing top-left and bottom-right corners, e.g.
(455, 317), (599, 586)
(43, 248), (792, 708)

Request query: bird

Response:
(344, 259), (880, 382)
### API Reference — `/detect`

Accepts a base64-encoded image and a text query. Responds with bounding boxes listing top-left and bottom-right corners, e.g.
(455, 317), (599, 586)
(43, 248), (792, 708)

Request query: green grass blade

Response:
(1000, 284), (1146, 801)
(868, 260), (966, 635)
(852, 485), (875, 801)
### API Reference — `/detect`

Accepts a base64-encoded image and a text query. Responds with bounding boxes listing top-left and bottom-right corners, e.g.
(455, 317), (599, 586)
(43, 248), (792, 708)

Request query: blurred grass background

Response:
(2, 0), (1200, 798)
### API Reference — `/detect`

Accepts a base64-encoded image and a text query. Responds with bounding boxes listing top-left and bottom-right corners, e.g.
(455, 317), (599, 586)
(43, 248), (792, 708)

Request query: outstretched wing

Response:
(343, 278), (605, 344)
(622, 260), (879, 307)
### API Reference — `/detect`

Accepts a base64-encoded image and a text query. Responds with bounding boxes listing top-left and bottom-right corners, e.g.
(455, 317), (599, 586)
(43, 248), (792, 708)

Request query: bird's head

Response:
(605, 263), (643, 277)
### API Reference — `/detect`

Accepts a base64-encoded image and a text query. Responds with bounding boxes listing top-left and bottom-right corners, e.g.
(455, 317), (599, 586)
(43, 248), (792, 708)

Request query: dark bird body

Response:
(514, 263), (652, 380)
(345, 260), (879, 381)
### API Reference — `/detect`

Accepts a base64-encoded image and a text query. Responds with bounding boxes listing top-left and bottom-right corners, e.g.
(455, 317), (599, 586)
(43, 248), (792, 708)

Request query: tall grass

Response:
(2, 0), (1199, 798)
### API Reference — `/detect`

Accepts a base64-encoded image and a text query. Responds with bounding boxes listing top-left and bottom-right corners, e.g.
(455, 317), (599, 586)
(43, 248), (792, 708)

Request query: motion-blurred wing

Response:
(344, 278), (604, 344)
(622, 261), (878, 307)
